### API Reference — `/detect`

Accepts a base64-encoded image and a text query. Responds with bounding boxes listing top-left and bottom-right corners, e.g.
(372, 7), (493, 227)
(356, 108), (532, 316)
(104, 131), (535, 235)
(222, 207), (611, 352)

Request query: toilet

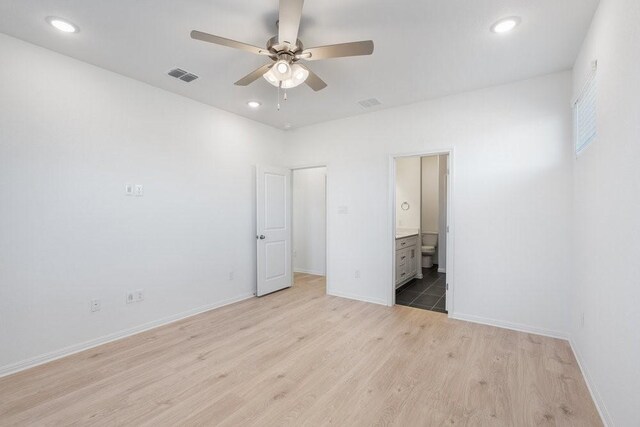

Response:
(421, 232), (438, 268)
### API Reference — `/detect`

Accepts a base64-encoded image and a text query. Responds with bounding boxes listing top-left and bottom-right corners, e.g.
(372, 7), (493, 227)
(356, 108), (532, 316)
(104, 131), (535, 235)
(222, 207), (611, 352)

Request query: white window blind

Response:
(574, 70), (597, 155)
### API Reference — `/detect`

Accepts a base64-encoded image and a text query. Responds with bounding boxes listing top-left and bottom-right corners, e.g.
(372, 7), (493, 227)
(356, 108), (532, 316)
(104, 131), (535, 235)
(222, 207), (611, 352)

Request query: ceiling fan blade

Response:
(234, 64), (273, 86)
(298, 64), (327, 91)
(299, 40), (374, 61)
(191, 30), (268, 55)
(278, 0), (304, 46)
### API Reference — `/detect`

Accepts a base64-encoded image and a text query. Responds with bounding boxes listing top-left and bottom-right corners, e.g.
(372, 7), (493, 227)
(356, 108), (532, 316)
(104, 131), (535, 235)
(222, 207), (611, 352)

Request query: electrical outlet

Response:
(229, 271), (234, 281)
(135, 289), (144, 302)
(355, 270), (360, 279)
(134, 184), (144, 197)
(125, 184), (133, 196)
(90, 299), (101, 312)
(126, 292), (135, 304)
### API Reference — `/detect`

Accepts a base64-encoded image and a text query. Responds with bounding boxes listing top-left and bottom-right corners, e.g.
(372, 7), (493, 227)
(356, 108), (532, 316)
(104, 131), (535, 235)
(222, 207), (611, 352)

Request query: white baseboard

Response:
(449, 312), (568, 340)
(569, 338), (611, 427)
(0, 293), (254, 378)
(437, 267), (446, 273)
(327, 289), (387, 307)
(294, 268), (326, 276)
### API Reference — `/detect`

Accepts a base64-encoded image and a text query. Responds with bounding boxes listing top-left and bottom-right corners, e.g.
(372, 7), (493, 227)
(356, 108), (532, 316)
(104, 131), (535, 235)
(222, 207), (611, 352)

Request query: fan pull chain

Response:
(277, 82), (281, 111)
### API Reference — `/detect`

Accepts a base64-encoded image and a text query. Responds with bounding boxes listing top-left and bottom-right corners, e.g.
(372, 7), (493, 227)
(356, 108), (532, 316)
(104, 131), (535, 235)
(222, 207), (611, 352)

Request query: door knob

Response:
(257, 235), (266, 240)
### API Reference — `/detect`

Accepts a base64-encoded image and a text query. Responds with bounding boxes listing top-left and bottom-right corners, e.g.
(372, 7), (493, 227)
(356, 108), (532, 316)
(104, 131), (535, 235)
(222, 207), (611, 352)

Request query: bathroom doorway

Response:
(391, 152), (451, 313)
(292, 166), (327, 293)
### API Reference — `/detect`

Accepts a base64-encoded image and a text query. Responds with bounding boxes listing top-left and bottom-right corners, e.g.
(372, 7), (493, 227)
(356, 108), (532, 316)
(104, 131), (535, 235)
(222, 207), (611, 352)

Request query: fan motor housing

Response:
(267, 36), (303, 56)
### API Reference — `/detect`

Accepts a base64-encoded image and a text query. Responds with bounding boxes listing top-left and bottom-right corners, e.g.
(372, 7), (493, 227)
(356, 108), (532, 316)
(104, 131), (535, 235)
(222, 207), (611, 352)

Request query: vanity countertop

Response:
(395, 231), (419, 239)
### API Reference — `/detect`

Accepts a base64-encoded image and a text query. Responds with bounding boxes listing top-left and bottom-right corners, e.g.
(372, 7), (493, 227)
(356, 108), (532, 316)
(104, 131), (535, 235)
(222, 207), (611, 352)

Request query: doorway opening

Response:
(292, 166), (327, 294)
(392, 153), (451, 313)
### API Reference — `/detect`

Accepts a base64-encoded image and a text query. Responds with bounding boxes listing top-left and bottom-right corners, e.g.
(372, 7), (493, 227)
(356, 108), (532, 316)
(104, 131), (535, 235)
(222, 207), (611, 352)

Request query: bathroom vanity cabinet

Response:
(395, 235), (419, 288)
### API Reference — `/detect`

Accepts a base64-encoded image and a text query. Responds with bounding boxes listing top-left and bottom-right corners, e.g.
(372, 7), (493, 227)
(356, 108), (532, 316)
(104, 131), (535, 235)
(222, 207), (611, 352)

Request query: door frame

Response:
(289, 163), (329, 294)
(389, 149), (455, 313)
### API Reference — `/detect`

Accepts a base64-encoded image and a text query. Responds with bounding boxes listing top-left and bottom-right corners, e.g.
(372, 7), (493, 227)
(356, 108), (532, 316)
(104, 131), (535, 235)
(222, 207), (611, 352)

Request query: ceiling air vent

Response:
(168, 68), (199, 83)
(358, 98), (381, 109)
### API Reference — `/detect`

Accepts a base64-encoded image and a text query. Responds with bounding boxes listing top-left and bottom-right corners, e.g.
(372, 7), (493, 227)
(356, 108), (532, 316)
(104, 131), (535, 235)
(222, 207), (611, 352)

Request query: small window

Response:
(574, 69), (597, 155)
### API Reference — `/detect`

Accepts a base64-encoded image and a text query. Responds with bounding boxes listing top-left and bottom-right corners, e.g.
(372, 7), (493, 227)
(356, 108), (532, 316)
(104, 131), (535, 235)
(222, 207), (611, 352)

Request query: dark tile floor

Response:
(396, 266), (446, 313)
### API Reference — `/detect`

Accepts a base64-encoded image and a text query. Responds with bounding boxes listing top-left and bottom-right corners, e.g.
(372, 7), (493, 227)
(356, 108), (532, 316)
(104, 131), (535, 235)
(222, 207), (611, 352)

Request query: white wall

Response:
(395, 157), (421, 230)
(286, 72), (574, 334)
(570, 0), (640, 425)
(293, 167), (326, 275)
(420, 156), (439, 234)
(0, 34), (285, 374)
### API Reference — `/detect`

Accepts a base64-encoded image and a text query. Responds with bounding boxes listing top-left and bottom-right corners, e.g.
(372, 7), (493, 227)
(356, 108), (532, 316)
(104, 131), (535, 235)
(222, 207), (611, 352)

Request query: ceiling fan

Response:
(190, 0), (374, 92)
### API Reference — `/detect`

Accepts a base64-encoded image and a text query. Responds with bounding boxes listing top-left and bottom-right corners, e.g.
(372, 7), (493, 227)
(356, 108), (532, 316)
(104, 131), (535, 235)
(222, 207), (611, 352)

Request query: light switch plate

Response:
(134, 184), (144, 197)
(125, 184), (133, 196)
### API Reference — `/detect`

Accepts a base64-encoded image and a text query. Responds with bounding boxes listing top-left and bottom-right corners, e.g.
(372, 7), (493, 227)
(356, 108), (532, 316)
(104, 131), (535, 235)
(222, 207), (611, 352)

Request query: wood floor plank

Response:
(0, 274), (602, 426)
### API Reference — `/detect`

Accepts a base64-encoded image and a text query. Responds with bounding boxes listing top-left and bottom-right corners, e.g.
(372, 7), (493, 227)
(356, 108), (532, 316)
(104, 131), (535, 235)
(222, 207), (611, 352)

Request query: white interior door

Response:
(256, 165), (292, 296)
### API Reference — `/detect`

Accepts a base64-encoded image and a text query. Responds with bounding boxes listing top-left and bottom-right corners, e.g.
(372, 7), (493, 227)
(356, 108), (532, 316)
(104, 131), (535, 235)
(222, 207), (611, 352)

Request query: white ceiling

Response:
(0, 0), (599, 129)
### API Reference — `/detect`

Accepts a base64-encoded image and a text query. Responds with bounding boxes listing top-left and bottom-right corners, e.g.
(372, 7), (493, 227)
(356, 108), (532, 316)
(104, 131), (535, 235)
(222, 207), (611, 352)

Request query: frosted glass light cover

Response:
(263, 64), (309, 89)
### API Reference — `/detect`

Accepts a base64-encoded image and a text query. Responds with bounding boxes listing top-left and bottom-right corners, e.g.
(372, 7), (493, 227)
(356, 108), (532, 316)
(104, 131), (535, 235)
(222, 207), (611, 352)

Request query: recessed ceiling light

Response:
(247, 101), (261, 109)
(284, 123), (292, 129)
(491, 17), (521, 34)
(46, 16), (79, 33)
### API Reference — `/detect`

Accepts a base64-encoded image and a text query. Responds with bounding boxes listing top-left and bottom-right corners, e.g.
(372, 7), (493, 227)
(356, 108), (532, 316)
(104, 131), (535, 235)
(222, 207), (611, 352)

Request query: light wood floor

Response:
(0, 273), (601, 426)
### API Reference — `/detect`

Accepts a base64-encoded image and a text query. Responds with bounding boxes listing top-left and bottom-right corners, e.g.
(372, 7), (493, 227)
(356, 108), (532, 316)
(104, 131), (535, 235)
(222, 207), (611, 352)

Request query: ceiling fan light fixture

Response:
(272, 59), (293, 80)
(264, 64), (308, 89)
(263, 62), (307, 88)
(276, 62), (289, 74)
(286, 64), (309, 88)
(263, 68), (280, 87)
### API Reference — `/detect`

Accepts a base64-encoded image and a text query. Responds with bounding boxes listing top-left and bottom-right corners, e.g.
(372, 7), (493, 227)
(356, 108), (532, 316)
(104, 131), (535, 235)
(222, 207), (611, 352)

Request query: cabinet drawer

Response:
(395, 248), (411, 283)
(396, 247), (411, 264)
(396, 261), (409, 283)
(396, 236), (418, 250)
